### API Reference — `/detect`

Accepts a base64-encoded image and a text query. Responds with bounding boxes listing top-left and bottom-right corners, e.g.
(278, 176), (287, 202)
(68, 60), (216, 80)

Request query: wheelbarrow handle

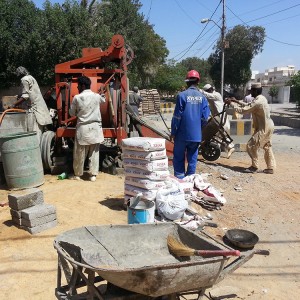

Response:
(195, 250), (240, 257)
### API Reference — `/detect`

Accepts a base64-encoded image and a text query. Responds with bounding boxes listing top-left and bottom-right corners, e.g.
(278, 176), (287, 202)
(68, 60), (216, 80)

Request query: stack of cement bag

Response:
(139, 89), (160, 115)
(8, 188), (57, 234)
(122, 137), (170, 204)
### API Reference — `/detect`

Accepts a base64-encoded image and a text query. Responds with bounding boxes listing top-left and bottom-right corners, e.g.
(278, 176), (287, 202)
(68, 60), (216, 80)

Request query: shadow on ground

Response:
(274, 127), (300, 136)
(99, 197), (125, 211)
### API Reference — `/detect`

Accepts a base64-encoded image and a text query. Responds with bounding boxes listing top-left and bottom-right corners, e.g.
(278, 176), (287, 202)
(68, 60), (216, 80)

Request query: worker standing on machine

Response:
(127, 86), (143, 137)
(13, 66), (52, 143)
(170, 70), (210, 179)
(69, 76), (106, 182)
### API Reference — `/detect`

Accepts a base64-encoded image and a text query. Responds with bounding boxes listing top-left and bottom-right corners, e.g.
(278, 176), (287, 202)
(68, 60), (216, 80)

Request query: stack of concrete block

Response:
(140, 89), (161, 115)
(8, 188), (57, 234)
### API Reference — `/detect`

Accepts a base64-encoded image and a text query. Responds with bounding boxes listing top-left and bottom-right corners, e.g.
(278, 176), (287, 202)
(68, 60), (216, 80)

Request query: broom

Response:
(167, 235), (240, 257)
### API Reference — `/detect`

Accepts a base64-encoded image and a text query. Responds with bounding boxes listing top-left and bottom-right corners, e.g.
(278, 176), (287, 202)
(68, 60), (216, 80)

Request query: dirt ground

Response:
(0, 147), (299, 299)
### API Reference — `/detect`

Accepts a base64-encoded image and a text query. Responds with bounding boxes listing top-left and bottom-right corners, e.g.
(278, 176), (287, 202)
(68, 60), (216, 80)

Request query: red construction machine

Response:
(42, 34), (173, 172)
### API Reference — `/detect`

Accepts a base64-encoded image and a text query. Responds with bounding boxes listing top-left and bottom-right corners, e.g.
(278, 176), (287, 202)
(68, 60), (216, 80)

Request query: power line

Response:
(145, 0), (152, 21)
(171, 0), (222, 61)
(227, 5), (300, 47)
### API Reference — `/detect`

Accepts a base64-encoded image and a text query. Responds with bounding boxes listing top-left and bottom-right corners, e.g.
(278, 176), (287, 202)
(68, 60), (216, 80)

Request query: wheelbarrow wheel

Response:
(200, 142), (221, 161)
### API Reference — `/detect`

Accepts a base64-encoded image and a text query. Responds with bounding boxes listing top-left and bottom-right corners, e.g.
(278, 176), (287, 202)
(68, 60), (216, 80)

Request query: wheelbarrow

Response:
(53, 223), (269, 299)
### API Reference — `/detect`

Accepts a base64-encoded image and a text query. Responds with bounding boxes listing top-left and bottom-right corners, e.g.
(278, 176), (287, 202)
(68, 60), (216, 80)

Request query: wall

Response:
(262, 86), (290, 104)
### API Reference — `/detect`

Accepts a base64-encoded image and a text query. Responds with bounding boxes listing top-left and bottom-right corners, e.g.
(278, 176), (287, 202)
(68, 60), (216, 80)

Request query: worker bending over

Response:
(14, 66), (52, 143)
(226, 82), (276, 174)
(171, 70), (210, 179)
(69, 76), (105, 181)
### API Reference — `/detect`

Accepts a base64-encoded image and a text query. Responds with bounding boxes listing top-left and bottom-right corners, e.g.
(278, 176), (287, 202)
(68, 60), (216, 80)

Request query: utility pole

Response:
(221, 0), (226, 99)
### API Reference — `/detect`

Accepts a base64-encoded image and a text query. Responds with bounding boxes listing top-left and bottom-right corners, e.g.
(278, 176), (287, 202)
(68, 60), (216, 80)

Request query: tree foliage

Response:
(0, 0), (168, 89)
(208, 25), (265, 90)
(268, 85), (279, 103)
(288, 71), (300, 107)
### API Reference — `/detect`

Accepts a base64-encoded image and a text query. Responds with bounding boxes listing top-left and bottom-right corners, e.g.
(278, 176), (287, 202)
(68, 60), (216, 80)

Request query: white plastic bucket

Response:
(127, 200), (155, 224)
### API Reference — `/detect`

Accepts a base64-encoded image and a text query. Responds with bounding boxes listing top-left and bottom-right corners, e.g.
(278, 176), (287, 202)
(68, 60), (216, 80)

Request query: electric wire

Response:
(171, 0), (222, 61)
(227, 5), (300, 47)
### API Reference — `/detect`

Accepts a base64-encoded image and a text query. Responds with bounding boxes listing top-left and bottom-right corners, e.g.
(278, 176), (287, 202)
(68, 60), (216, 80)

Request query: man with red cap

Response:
(171, 70), (210, 179)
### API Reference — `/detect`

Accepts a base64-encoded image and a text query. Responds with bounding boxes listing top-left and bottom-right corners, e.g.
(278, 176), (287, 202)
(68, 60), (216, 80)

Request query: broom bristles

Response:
(167, 234), (195, 257)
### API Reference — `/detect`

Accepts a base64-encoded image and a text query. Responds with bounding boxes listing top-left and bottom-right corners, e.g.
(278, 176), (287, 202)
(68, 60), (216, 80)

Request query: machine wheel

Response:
(200, 142), (221, 161)
(41, 131), (55, 171)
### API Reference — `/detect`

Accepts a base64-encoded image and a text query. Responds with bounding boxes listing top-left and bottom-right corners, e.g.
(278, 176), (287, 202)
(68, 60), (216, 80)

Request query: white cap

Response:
(251, 82), (262, 89)
(203, 84), (212, 91)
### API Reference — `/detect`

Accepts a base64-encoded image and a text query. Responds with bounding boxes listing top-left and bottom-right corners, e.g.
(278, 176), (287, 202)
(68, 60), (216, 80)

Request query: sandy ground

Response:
(0, 147), (300, 299)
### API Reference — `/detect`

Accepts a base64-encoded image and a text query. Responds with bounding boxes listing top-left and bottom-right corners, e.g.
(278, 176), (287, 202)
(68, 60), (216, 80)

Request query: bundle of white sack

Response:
(122, 137), (170, 204)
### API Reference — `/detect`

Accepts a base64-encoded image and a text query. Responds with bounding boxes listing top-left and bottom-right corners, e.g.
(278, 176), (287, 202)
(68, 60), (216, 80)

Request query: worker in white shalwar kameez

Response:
(69, 76), (105, 182)
(13, 66), (52, 144)
(226, 82), (276, 174)
(200, 84), (235, 159)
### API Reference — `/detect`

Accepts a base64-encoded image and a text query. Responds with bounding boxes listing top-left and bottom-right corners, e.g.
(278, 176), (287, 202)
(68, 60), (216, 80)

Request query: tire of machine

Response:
(41, 131), (55, 171)
(200, 141), (221, 161)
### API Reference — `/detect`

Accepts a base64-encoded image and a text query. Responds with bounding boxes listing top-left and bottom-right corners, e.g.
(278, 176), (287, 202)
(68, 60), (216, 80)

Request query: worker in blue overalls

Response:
(171, 70), (210, 179)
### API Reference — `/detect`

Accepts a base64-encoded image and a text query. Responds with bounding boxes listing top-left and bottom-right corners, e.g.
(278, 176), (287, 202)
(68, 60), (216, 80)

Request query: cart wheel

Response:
(200, 142), (221, 161)
(41, 131), (55, 171)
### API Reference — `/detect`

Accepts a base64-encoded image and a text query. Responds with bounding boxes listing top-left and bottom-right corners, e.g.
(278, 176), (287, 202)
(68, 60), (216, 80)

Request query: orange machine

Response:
(42, 35), (173, 172)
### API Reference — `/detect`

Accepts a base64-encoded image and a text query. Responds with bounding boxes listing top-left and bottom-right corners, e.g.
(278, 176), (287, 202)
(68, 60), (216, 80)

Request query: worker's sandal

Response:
(263, 169), (274, 174)
(245, 166), (258, 173)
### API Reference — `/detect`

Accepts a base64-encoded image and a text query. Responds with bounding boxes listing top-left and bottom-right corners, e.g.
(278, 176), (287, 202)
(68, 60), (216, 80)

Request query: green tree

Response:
(268, 85), (279, 104)
(208, 25), (265, 90)
(153, 60), (186, 95)
(179, 57), (212, 85)
(99, 0), (169, 88)
(288, 71), (300, 107)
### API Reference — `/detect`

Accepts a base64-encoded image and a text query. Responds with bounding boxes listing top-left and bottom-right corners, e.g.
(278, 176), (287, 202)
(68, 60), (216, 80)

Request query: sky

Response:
(32, 0), (300, 73)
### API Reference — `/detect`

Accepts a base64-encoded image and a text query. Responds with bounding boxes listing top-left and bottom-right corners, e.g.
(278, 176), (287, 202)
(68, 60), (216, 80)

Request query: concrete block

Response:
(10, 209), (22, 218)
(230, 119), (253, 135)
(12, 216), (22, 226)
(21, 213), (57, 228)
(23, 219), (57, 235)
(21, 204), (56, 220)
(8, 188), (44, 211)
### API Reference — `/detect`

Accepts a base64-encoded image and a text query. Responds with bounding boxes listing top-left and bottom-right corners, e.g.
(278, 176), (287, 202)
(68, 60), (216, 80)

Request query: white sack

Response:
(123, 157), (168, 171)
(124, 168), (170, 180)
(125, 177), (166, 190)
(122, 149), (166, 161)
(125, 184), (157, 201)
(156, 179), (188, 220)
(122, 137), (166, 152)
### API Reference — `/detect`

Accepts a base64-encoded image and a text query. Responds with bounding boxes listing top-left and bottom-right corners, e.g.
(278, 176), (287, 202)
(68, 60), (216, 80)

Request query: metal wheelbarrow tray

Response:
(54, 223), (263, 298)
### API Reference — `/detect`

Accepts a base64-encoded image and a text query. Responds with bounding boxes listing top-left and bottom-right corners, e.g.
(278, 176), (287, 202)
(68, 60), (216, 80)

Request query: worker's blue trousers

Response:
(173, 140), (200, 179)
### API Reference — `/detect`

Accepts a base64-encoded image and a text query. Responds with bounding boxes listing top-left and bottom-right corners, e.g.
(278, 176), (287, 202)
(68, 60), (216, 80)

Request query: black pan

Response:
(225, 229), (259, 249)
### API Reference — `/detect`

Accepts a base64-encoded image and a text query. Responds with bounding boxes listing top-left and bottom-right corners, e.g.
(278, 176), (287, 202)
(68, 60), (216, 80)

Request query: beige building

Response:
(253, 65), (297, 103)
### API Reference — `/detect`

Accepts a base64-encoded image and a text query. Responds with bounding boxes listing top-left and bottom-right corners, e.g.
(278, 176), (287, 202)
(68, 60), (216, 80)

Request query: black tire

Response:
(200, 142), (221, 161)
(41, 131), (55, 171)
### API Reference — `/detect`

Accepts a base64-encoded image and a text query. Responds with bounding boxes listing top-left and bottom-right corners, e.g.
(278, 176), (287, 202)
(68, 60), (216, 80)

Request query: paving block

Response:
(12, 216), (22, 226)
(8, 188), (44, 211)
(10, 209), (22, 218)
(21, 213), (57, 228)
(21, 203), (56, 220)
(23, 219), (57, 235)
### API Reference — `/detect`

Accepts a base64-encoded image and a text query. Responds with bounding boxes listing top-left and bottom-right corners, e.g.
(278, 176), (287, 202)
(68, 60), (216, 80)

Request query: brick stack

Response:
(8, 188), (57, 234)
(140, 89), (161, 115)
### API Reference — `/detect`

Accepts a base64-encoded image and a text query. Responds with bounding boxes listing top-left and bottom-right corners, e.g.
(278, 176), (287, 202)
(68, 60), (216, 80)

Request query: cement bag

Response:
(122, 149), (166, 161)
(124, 168), (170, 180)
(122, 137), (165, 152)
(123, 157), (168, 171)
(125, 184), (157, 201)
(125, 177), (166, 190)
(156, 179), (188, 220)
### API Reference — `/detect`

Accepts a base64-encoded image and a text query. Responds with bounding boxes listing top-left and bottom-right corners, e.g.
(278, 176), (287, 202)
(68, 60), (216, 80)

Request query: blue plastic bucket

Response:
(127, 200), (155, 224)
